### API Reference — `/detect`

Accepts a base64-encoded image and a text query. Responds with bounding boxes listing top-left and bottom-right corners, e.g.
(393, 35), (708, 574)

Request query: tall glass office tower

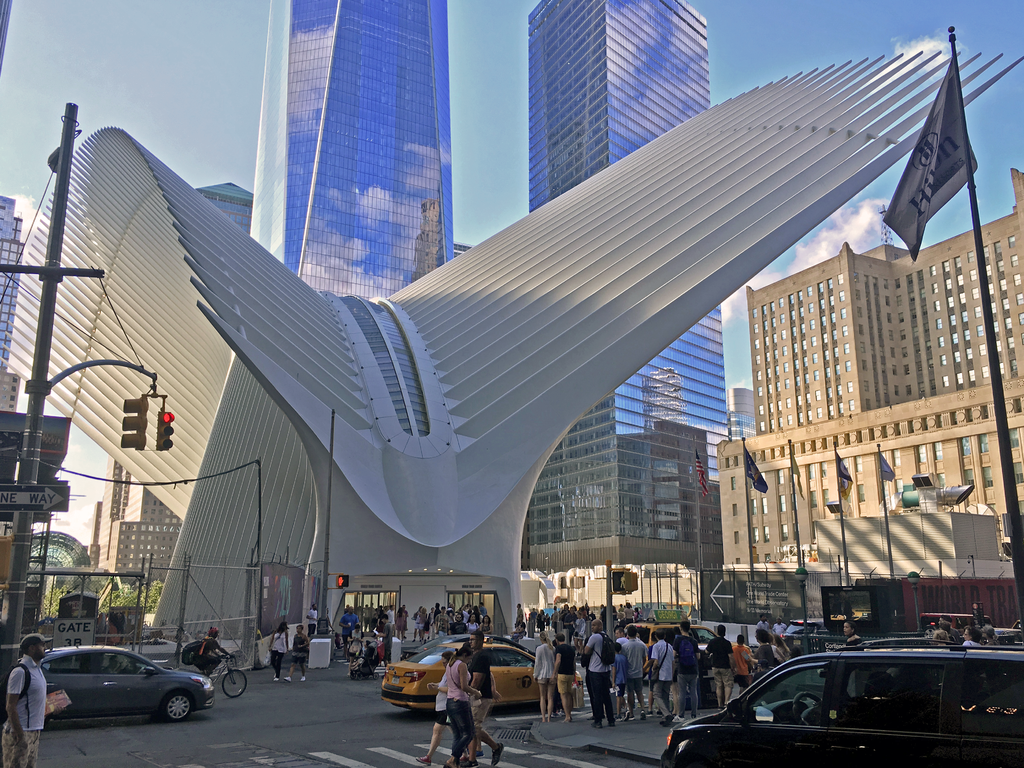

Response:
(525, 0), (725, 572)
(252, 0), (454, 297)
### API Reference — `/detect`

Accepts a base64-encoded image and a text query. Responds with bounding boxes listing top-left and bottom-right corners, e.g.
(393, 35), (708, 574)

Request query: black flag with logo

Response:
(884, 60), (976, 260)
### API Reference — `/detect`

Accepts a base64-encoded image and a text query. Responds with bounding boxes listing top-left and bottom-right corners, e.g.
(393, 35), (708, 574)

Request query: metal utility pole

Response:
(0, 104), (77, 669)
(948, 27), (1024, 630)
(318, 410), (335, 634)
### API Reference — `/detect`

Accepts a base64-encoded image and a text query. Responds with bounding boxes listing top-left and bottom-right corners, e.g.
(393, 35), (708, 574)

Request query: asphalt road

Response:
(39, 660), (654, 768)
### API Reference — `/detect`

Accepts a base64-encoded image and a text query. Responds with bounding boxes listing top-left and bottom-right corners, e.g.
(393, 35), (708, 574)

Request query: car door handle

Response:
(103, 681), (117, 686)
(829, 745), (867, 751)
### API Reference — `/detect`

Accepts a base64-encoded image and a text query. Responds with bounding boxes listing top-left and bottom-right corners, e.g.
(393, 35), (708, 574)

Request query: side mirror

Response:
(726, 698), (745, 722)
(143, 667), (158, 676)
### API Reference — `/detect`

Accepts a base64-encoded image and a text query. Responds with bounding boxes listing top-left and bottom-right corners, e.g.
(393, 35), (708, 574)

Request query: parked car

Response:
(42, 646), (215, 722)
(662, 645), (1024, 767)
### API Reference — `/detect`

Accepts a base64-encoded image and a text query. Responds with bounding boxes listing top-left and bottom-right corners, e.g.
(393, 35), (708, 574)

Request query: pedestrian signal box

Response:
(611, 568), (638, 594)
(330, 573), (349, 589)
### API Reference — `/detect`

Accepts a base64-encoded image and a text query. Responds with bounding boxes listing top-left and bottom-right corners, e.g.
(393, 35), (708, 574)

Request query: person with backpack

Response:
(3, 634), (47, 768)
(673, 620), (700, 720)
(582, 618), (616, 729)
(193, 627), (228, 675)
(649, 628), (675, 726)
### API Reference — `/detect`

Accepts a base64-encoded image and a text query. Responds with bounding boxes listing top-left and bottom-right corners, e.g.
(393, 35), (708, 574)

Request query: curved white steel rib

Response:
(11, 53), (1019, 626)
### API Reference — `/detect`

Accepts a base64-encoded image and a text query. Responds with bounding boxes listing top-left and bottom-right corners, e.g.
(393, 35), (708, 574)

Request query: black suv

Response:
(662, 646), (1024, 767)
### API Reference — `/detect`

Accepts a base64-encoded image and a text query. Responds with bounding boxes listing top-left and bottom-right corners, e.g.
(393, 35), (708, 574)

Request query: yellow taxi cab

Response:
(381, 638), (564, 711)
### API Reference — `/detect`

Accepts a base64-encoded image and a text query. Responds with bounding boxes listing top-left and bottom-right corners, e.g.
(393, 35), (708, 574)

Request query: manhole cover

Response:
(494, 728), (531, 741)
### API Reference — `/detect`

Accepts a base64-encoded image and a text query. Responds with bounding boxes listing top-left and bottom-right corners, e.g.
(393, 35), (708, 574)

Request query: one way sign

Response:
(0, 483), (69, 512)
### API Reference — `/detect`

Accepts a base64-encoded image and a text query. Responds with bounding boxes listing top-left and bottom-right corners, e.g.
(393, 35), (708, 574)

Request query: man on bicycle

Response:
(194, 627), (229, 675)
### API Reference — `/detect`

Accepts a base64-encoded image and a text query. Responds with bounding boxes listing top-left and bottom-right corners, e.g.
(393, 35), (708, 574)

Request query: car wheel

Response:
(160, 690), (194, 722)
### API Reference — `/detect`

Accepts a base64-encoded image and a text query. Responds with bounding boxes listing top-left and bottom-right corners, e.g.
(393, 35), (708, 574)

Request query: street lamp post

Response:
(908, 571), (921, 632)
(826, 500), (850, 586)
(795, 566), (810, 656)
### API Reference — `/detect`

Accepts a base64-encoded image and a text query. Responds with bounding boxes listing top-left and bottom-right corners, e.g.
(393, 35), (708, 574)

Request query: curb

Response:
(529, 722), (664, 765)
(585, 743), (661, 765)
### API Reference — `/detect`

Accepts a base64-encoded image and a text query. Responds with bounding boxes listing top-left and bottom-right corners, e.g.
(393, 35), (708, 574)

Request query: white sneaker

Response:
(300, 676), (306, 681)
(273, 677), (279, 681)
(284, 676), (292, 682)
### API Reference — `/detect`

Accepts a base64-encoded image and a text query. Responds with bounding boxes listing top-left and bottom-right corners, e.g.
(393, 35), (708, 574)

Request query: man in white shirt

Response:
(772, 617), (788, 637)
(4, 634), (47, 768)
(649, 628), (675, 726)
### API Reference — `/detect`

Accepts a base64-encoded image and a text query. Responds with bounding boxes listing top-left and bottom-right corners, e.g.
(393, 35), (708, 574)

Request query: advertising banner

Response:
(901, 577), (1018, 629)
(261, 563), (306, 637)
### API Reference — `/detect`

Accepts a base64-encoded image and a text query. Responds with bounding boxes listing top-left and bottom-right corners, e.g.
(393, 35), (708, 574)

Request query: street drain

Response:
(494, 729), (531, 741)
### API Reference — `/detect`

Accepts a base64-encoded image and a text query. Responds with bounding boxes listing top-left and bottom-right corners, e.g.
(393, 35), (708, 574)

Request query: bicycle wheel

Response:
(221, 668), (247, 698)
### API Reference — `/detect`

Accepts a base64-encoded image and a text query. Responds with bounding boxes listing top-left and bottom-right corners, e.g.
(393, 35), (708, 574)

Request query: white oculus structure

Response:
(11, 52), (1020, 630)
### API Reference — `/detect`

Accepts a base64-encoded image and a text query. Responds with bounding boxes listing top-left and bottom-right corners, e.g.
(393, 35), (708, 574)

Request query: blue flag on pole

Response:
(879, 453), (896, 482)
(835, 447), (853, 500)
(744, 446), (768, 493)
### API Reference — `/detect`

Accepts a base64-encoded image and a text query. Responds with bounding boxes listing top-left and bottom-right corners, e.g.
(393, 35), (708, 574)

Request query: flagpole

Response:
(743, 437), (756, 578)
(948, 26), (1024, 628)
(833, 445), (851, 586)
(787, 439), (804, 568)
(878, 443), (895, 579)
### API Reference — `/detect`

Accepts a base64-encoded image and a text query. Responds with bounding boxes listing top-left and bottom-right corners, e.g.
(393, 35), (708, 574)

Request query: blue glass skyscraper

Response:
(252, 0), (453, 298)
(525, 0), (725, 572)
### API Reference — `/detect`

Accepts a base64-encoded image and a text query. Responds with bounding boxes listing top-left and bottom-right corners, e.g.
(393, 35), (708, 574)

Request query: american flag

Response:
(695, 447), (709, 498)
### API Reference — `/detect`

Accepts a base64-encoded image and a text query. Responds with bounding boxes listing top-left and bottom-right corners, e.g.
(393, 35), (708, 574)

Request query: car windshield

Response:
(407, 649), (451, 665)
(691, 627), (716, 643)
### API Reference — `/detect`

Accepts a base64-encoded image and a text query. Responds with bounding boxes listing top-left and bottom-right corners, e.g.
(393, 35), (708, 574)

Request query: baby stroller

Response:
(350, 640), (379, 680)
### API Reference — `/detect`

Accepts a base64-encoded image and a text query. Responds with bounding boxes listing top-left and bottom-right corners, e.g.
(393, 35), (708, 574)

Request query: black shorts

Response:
(434, 709), (447, 725)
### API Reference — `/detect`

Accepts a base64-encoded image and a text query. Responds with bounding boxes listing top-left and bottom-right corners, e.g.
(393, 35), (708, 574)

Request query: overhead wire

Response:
(41, 458), (260, 488)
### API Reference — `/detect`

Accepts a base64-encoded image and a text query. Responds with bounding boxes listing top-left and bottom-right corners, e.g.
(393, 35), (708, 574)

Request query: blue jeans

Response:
(446, 698), (474, 760)
(676, 672), (699, 717)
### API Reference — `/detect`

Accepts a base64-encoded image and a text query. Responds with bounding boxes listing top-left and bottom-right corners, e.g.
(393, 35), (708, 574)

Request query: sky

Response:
(0, 0), (1021, 546)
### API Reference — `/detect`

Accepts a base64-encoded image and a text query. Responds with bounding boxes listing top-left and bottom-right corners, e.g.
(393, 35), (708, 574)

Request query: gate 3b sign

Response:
(54, 618), (96, 647)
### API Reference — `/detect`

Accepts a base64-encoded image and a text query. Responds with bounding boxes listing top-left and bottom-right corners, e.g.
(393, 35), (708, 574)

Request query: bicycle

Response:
(205, 653), (248, 698)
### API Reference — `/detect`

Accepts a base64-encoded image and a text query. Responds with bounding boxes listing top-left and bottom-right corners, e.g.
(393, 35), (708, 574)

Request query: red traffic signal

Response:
(156, 409), (175, 451)
(335, 574), (349, 589)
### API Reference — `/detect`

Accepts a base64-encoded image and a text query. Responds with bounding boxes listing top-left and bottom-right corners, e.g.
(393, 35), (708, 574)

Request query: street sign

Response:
(0, 483), (69, 512)
(53, 618), (95, 648)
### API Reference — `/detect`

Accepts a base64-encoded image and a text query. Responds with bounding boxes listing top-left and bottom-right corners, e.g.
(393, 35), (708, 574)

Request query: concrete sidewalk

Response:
(531, 709), (719, 765)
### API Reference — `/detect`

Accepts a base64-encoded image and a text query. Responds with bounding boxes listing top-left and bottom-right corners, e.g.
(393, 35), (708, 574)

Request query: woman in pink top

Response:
(444, 644), (479, 768)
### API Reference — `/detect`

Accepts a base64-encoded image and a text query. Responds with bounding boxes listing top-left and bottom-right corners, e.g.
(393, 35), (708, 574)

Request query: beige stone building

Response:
(722, 168), (1024, 568)
(96, 457), (183, 577)
(748, 169), (1024, 436)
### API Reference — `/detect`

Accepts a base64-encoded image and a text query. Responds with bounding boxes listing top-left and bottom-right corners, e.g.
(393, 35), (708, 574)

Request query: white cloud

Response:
(357, 185), (394, 224)
(893, 35), (948, 61)
(721, 197), (888, 324)
(50, 501), (98, 550)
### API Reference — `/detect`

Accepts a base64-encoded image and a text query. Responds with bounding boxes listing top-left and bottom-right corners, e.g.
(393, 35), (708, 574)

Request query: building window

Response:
(965, 468), (975, 486)
(918, 445), (927, 463)
(734, 531), (740, 545)
(809, 490), (817, 508)
(763, 526), (770, 543)
(934, 442), (943, 461)
(752, 528), (759, 543)
(983, 466), (994, 488)
(731, 477), (736, 490)
(961, 437), (971, 457)
(980, 434), (989, 453)
(781, 524), (789, 541)
(857, 484), (866, 502)
(1012, 429), (1020, 449)
(732, 504), (738, 517)
(1015, 463), (1024, 485)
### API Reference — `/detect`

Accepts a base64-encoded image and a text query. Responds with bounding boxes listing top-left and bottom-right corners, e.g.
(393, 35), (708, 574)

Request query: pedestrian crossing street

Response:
(309, 743), (634, 768)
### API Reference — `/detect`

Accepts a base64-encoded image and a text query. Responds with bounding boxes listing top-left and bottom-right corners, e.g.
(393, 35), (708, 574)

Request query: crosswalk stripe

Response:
(366, 748), (425, 765)
(369, 748), (529, 768)
(413, 744), (533, 756)
(310, 752), (375, 768)
(535, 755), (608, 768)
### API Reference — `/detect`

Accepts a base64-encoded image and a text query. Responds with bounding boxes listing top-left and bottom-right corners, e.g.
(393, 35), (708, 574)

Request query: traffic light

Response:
(121, 397), (149, 450)
(336, 574), (349, 589)
(156, 408), (175, 451)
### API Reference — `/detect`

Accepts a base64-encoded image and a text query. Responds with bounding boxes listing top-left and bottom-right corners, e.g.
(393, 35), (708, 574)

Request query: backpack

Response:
(180, 640), (204, 666)
(0, 663), (30, 725)
(599, 633), (617, 666)
(675, 635), (697, 668)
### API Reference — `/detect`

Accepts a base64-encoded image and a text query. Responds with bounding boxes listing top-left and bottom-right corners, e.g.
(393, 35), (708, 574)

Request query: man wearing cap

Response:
(4, 634), (47, 768)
